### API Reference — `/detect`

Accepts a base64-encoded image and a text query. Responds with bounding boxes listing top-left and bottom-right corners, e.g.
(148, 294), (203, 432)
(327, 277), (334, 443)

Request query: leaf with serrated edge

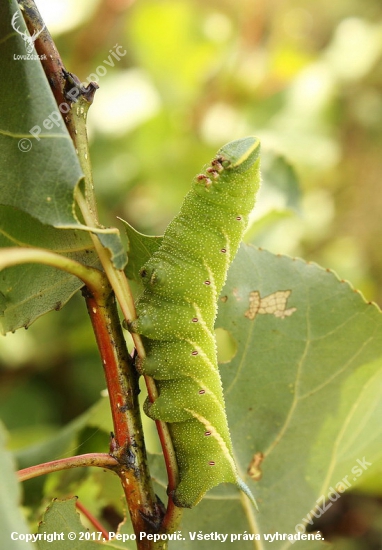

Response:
(37, 498), (129, 549)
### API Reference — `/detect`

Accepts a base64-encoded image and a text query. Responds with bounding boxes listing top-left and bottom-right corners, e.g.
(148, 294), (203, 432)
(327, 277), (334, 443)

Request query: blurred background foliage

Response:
(1, 0), (382, 545)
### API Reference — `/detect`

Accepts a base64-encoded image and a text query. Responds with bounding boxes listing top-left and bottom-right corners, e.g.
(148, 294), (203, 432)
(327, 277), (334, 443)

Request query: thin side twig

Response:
(18, 453), (119, 482)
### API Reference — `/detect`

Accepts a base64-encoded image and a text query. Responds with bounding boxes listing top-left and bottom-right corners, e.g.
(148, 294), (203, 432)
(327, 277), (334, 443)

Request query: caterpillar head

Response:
(194, 136), (260, 199)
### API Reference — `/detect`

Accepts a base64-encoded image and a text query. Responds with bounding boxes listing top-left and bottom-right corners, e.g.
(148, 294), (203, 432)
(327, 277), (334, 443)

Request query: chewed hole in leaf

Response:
(247, 451), (264, 482)
(244, 290), (297, 321)
(215, 327), (237, 364)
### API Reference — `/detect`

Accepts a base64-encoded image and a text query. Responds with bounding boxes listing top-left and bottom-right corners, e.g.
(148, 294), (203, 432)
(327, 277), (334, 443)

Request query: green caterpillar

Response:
(129, 136), (261, 508)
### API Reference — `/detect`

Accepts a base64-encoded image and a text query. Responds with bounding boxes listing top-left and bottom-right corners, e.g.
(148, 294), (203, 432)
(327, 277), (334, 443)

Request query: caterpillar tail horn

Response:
(236, 477), (258, 511)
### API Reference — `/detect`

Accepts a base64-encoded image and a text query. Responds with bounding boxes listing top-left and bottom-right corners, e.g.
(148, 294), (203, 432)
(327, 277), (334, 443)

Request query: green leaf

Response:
(0, 206), (100, 334)
(261, 151), (301, 212)
(36, 498), (126, 549)
(244, 208), (294, 243)
(120, 218), (163, 281)
(0, 2), (127, 280)
(244, 151), (301, 243)
(215, 245), (382, 546)
(0, 1), (83, 229)
(0, 206), (94, 251)
(0, 423), (35, 550)
(95, 232), (127, 271)
(13, 398), (112, 513)
(13, 398), (112, 470)
(0, 2), (127, 332)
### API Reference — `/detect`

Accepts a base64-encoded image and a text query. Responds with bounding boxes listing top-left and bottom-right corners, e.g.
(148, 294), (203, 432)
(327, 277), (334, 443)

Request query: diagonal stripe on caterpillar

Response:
(128, 136), (261, 508)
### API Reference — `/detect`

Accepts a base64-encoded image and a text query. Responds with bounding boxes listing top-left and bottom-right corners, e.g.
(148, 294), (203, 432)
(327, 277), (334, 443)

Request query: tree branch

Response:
(18, 453), (118, 482)
(83, 282), (165, 546)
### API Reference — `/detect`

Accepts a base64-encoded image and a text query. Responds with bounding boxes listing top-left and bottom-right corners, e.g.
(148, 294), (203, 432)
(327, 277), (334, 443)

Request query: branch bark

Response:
(83, 282), (163, 539)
